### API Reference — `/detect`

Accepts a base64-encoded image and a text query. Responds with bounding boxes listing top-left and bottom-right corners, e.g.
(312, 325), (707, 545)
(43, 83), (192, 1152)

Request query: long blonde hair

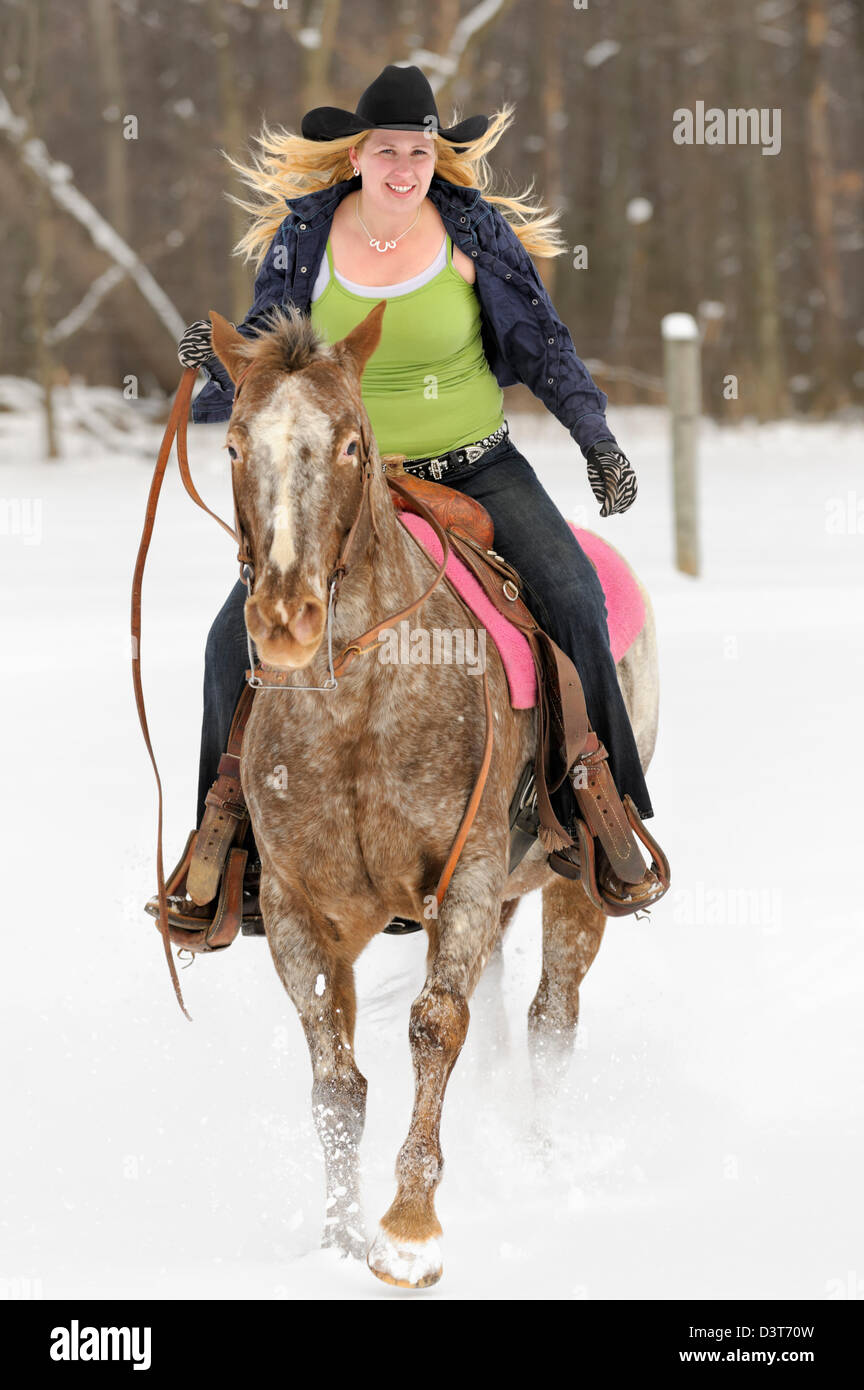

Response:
(225, 101), (568, 269)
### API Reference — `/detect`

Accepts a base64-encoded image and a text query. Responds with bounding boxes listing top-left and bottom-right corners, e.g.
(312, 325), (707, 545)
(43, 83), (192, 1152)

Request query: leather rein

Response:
(132, 367), (495, 1016)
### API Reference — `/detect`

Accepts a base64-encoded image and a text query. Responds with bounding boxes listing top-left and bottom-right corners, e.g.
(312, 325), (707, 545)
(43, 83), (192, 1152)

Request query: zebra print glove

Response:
(177, 318), (217, 369)
(586, 442), (638, 517)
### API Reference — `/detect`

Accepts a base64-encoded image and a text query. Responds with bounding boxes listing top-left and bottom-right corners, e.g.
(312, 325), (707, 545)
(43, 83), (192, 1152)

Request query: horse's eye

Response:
(227, 445), (238, 461)
(345, 441), (357, 456)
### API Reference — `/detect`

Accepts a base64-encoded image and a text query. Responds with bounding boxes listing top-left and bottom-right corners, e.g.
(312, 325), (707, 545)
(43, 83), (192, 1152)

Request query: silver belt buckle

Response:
(463, 444), (485, 464)
(429, 458), (446, 480)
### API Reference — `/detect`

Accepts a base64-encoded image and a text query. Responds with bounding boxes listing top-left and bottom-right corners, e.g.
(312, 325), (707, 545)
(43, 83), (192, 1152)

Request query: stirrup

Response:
(548, 796), (670, 918)
(144, 829), (252, 953)
(186, 685), (256, 906)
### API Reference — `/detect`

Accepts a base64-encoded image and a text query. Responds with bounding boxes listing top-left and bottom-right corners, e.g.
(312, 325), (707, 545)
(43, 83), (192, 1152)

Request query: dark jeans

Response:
(196, 433), (654, 858)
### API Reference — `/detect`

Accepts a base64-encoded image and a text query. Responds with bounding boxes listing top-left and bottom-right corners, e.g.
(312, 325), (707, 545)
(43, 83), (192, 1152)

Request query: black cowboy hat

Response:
(301, 64), (489, 151)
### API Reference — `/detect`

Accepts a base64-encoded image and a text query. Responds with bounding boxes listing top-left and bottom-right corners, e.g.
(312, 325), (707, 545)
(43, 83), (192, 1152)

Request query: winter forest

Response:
(0, 0), (861, 433)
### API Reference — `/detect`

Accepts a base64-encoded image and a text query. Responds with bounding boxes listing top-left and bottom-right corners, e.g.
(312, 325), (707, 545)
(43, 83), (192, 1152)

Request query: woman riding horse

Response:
(162, 63), (664, 917)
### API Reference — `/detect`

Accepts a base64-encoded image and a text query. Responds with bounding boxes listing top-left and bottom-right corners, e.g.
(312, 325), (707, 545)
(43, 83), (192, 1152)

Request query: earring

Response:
(353, 166), (360, 176)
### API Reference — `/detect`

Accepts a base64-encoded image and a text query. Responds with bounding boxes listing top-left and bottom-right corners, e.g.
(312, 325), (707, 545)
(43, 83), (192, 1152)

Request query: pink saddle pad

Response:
(396, 513), (646, 709)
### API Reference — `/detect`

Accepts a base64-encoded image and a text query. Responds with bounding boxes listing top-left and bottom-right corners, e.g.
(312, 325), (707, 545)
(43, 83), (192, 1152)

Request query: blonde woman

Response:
(166, 64), (663, 929)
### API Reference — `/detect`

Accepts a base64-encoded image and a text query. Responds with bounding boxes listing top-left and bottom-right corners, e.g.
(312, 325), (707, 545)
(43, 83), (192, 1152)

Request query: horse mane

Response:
(237, 305), (332, 376)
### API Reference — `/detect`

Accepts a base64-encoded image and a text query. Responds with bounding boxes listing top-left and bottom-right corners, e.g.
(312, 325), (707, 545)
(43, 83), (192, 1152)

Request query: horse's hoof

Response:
(366, 1225), (443, 1288)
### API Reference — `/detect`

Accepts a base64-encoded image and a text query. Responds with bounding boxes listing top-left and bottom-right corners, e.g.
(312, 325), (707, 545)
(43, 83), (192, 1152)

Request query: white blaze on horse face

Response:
(252, 377), (334, 574)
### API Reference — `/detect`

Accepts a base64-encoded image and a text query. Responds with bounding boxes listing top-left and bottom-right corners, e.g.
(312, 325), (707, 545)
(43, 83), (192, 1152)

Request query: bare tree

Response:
(0, 89), (185, 342)
(803, 0), (848, 411)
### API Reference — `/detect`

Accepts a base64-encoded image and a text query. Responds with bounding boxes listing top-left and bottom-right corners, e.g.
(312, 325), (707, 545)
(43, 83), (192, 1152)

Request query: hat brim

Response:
(301, 108), (489, 149)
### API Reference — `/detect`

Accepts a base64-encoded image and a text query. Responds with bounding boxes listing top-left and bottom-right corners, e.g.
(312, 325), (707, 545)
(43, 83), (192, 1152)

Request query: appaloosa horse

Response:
(209, 303), (660, 1288)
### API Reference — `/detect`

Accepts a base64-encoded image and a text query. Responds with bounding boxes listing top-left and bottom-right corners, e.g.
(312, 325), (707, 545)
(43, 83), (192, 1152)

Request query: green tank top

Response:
(309, 233), (504, 458)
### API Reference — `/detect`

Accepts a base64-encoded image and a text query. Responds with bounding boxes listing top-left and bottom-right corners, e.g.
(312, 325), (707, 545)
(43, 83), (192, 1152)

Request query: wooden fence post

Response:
(662, 313), (701, 577)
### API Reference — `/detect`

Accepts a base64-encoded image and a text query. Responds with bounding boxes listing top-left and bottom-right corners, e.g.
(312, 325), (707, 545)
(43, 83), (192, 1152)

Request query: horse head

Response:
(209, 302), (386, 670)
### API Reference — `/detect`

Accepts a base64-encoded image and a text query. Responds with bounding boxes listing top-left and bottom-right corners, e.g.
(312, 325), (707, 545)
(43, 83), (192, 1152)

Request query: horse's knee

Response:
(409, 986), (470, 1062)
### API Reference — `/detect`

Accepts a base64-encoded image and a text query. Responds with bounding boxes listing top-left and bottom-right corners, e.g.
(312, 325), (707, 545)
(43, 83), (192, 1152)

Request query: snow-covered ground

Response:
(1, 382), (862, 1300)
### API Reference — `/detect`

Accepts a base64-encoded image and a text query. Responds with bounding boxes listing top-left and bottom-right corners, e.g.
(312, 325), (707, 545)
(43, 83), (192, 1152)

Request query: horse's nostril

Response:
(244, 596), (270, 641)
(291, 600), (324, 645)
(246, 592), (324, 652)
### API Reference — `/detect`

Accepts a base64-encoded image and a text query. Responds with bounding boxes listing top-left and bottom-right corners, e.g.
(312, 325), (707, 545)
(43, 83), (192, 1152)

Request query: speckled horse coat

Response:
(209, 303), (660, 1290)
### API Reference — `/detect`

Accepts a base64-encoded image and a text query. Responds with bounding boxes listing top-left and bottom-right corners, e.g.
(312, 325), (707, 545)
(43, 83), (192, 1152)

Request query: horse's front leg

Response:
(262, 873), (368, 1260)
(368, 858), (505, 1289)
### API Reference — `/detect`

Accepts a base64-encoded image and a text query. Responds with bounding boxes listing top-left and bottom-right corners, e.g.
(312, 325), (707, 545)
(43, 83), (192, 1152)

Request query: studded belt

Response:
(401, 420), (510, 482)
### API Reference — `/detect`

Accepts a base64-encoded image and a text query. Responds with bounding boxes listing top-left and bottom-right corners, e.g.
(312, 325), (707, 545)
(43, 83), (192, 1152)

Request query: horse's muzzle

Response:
(244, 591), (326, 668)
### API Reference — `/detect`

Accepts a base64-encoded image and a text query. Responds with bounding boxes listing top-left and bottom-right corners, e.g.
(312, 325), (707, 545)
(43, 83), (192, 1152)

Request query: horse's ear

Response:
(209, 311), (248, 383)
(333, 300), (386, 380)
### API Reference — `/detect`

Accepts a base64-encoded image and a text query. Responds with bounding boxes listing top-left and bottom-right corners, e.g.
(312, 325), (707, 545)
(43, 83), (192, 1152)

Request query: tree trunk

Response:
(208, 0), (249, 324)
(88, 0), (129, 241)
(21, 0), (58, 457)
(538, 0), (565, 299)
(299, 0), (343, 118)
(803, 0), (847, 412)
(736, 1), (786, 421)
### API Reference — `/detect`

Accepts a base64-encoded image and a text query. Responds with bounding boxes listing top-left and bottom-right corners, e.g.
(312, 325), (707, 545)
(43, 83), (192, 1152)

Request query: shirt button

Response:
(460, 215), (466, 222)
(471, 250), (477, 257)
(531, 297), (539, 305)
(547, 376), (555, 384)
(548, 336), (555, 344)
(299, 222), (306, 230)
(300, 266), (308, 273)
(505, 272), (511, 279)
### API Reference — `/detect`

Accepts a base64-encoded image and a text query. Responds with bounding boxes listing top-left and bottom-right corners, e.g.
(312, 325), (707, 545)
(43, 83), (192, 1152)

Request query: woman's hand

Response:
(586, 442), (638, 517)
(178, 318), (217, 369)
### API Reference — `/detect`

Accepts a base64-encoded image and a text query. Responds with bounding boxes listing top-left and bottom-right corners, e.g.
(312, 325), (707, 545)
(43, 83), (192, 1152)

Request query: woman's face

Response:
(349, 129), (437, 216)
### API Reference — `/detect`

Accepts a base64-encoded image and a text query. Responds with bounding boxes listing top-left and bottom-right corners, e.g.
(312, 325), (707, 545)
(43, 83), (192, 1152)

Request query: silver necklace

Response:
(355, 196), (421, 253)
